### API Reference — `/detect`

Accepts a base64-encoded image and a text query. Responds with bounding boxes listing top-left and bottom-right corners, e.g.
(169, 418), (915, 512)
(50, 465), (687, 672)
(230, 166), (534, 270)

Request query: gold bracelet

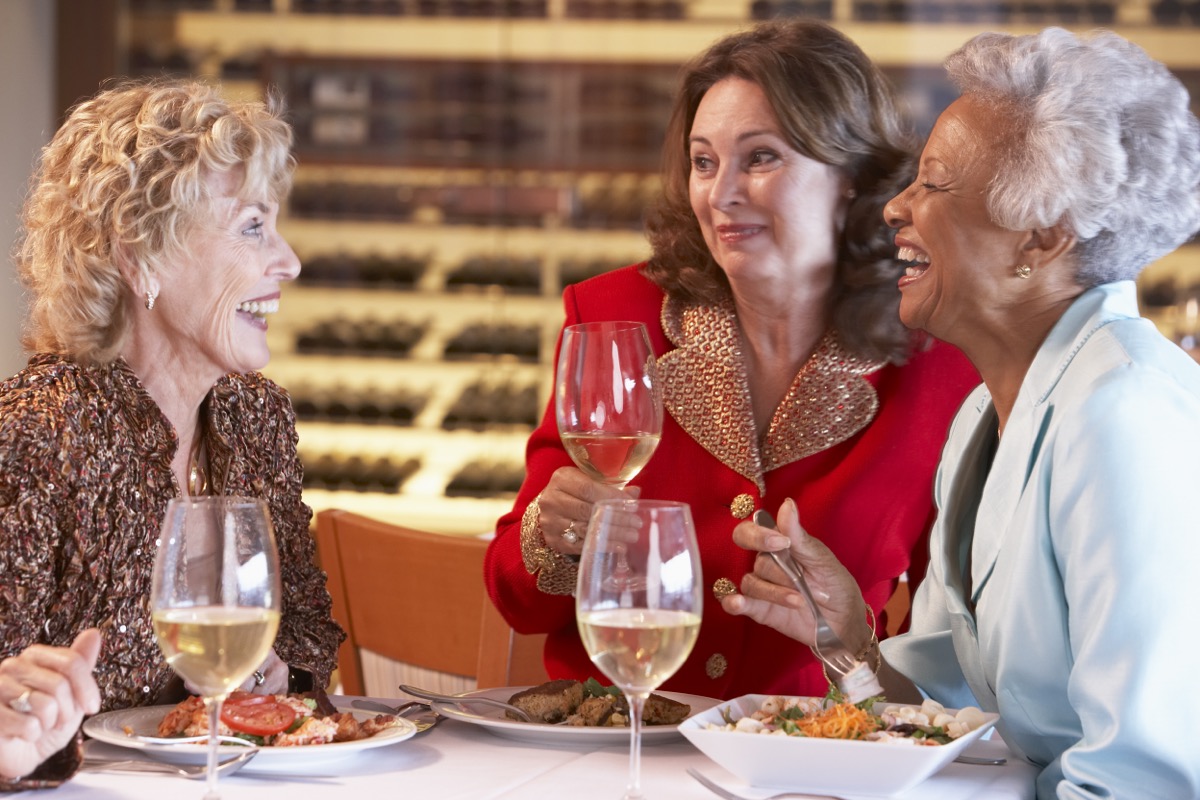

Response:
(821, 605), (880, 688)
(518, 493), (578, 596)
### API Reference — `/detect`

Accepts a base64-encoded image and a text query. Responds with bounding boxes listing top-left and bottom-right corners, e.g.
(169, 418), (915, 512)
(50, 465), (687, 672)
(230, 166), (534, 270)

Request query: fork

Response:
(81, 748), (257, 780)
(350, 698), (445, 732)
(687, 767), (848, 800)
(752, 510), (872, 695)
(398, 684), (533, 722)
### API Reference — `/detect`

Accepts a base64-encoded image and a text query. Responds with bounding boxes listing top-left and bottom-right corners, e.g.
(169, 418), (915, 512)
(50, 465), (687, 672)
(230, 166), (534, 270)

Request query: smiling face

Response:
(153, 167), (299, 380)
(883, 95), (1030, 344)
(688, 77), (851, 294)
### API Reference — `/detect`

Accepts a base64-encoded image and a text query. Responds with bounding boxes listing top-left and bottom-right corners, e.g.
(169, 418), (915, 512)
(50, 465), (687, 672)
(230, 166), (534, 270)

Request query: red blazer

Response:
(485, 264), (979, 699)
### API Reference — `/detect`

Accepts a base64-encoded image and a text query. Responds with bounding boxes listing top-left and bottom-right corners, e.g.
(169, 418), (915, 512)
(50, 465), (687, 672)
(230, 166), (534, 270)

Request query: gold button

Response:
(705, 653), (728, 679)
(712, 578), (737, 600)
(730, 494), (755, 519)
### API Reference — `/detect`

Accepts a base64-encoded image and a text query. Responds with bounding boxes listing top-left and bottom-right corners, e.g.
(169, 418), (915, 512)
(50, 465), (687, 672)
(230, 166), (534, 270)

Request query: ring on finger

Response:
(561, 522), (580, 545)
(252, 670), (266, 687)
(8, 689), (33, 714)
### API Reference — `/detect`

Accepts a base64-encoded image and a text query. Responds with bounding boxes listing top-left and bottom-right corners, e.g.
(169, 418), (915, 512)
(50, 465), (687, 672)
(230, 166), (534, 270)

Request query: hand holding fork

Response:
(751, 508), (881, 703)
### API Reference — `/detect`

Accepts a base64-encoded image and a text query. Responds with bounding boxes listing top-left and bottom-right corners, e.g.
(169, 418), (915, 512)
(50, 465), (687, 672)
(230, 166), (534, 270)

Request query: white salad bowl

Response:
(679, 694), (999, 798)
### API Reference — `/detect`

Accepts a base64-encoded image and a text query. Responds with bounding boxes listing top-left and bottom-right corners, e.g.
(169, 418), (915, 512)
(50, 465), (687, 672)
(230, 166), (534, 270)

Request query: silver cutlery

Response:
(350, 697), (445, 732)
(81, 748), (257, 780)
(351, 698), (426, 716)
(753, 510), (880, 701)
(954, 754), (1008, 765)
(687, 767), (847, 800)
(398, 684), (533, 722)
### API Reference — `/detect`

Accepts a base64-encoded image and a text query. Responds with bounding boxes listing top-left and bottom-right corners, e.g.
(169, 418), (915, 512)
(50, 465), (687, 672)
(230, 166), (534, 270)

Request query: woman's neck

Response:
(121, 336), (215, 495)
(959, 292), (1080, 436)
(729, 280), (832, 440)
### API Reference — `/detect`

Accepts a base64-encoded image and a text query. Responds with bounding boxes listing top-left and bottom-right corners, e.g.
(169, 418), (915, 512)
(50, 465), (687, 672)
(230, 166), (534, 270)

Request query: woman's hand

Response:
(0, 629), (103, 780)
(536, 467), (640, 557)
(721, 499), (872, 654)
(181, 648), (288, 697)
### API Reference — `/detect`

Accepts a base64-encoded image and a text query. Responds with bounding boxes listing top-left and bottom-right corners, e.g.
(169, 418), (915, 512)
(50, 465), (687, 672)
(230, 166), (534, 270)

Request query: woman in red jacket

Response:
(485, 19), (979, 700)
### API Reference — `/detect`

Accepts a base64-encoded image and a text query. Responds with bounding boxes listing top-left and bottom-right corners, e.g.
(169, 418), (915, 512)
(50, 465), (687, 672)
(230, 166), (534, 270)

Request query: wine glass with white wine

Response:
(556, 321), (663, 489)
(151, 496), (280, 799)
(576, 499), (702, 799)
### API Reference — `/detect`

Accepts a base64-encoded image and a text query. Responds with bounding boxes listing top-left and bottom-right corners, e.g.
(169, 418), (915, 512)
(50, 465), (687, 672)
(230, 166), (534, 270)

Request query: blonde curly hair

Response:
(15, 78), (295, 364)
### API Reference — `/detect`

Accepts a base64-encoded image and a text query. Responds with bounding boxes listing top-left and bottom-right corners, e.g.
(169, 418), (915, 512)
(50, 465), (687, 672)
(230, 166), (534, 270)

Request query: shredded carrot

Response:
(789, 702), (881, 740)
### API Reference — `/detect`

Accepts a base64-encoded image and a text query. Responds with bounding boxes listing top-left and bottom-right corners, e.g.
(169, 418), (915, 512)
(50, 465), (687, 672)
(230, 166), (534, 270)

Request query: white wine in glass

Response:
(151, 497), (280, 799)
(556, 321), (663, 489)
(576, 500), (702, 799)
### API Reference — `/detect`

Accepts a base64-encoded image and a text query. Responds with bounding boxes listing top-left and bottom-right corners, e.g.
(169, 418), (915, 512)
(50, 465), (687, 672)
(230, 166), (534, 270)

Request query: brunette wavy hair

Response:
(643, 19), (919, 363)
(15, 78), (294, 365)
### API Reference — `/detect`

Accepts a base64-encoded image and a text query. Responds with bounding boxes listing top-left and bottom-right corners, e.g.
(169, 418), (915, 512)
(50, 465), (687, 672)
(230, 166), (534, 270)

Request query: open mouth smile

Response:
(236, 297), (279, 321)
(896, 245), (931, 285)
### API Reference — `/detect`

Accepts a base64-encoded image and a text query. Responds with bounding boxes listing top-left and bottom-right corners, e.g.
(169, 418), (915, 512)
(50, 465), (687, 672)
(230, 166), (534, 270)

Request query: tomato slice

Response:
(220, 697), (297, 736)
(225, 691), (272, 707)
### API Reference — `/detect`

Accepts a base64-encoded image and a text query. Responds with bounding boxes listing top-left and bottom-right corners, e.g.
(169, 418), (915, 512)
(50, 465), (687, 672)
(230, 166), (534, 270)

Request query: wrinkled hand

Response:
(537, 467), (640, 557)
(720, 499), (871, 653)
(0, 628), (103, 781)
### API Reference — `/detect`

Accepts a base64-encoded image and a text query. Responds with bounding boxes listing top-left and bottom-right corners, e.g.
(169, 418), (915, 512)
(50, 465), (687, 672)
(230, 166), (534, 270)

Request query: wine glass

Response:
(576, 499), (702, 799)
(150, 497), (281, 799)
(556, 321), (663, 489)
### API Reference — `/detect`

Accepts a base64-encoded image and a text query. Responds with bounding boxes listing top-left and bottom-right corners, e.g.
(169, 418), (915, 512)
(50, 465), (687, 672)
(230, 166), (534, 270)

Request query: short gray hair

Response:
(945, 27), (1200, 286)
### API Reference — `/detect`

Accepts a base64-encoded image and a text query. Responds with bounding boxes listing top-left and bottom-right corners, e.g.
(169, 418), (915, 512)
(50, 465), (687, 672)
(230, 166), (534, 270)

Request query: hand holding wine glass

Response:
(556, 321), (663, 490)
(576, 500), (702, 799)
(151, 497), (280, 799)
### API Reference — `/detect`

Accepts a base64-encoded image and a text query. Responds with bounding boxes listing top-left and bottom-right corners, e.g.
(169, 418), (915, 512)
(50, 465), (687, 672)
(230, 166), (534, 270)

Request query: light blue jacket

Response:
(882, 281), (1200, 800)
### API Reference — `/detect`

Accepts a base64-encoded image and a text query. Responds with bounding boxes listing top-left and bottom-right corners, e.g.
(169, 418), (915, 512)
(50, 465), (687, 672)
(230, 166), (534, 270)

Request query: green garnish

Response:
(823, 682), (882, 711)
(582, 677), (622, 698)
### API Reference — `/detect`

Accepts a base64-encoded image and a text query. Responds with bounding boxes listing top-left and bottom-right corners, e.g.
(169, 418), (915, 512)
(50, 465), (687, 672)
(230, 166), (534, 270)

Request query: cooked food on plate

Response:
(155, 691), (406, 746)
(506, 678), (691, 727)
(706, 695), (989, 745)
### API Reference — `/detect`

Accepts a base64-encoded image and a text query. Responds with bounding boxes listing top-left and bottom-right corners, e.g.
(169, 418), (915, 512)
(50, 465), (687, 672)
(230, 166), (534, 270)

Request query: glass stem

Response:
(203, 696), (223, 800)
(624, 691), (648, 800)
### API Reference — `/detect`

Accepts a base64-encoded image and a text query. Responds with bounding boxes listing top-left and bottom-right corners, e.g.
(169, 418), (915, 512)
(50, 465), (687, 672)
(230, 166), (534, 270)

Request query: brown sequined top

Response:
(0, 354), (345, 715)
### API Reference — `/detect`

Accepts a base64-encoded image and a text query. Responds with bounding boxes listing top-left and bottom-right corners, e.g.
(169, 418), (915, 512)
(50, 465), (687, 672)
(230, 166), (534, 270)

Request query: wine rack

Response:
(121, 0), (1199, 532)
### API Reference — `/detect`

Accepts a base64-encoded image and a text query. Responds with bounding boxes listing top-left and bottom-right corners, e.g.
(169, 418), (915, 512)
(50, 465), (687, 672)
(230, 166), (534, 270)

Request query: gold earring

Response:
(1014, 264), (1032, 279)
(145, 290), (157, 310)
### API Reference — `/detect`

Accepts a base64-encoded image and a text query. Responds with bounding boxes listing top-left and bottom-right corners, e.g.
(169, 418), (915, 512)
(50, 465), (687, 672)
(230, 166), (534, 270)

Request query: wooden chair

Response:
(314, 509), (547, 697)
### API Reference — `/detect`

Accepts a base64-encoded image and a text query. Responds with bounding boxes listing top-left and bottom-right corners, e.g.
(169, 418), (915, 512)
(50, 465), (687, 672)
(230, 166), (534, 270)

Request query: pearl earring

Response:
(1014, 265), (1032, 279)
(145, 290), (158, 310)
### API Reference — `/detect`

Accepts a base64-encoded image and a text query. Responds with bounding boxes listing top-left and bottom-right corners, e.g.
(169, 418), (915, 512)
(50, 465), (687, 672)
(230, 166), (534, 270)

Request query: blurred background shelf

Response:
(94, 0), (1200, 531)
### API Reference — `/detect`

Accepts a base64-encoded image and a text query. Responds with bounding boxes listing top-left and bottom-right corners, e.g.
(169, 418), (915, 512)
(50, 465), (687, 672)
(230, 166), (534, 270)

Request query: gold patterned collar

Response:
(658, 294), (884, 493)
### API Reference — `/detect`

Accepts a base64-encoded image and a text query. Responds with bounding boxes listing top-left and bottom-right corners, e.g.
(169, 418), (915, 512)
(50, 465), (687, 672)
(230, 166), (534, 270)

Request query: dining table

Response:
(37, 695), (1038, 799)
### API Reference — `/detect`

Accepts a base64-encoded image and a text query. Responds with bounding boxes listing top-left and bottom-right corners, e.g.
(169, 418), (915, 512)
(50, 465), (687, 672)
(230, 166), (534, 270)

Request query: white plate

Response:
(83, 703), (418, 774)
(430, 686), (720, 747)
(680, 695), (999, 797)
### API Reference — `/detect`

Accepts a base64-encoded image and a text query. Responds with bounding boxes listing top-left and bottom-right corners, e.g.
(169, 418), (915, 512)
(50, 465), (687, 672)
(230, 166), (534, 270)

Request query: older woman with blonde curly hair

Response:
(0, 79), (343, 785)
(486, 19), (979, 700)
(728, 28), (1200, 798)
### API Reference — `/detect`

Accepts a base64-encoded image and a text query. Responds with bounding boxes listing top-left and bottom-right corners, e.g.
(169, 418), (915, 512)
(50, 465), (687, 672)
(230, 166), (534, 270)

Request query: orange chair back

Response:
(314, 508), (547, 695)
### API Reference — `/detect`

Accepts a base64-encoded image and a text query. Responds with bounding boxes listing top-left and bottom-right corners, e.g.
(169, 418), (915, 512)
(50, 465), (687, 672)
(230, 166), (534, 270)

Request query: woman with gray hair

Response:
(0, 79), (344, 783)
(723, 27), (1200, 799)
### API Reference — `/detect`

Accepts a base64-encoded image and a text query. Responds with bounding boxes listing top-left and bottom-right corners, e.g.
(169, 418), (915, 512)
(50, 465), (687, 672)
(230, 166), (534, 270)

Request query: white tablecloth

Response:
(37, 697), (1038, 799)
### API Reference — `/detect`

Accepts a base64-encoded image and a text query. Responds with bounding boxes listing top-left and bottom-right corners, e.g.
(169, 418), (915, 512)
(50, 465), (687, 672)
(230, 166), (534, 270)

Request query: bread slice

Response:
(506, 679), (584, 723)
(567, 694), (618, 727)
(643, 693), (691, 725)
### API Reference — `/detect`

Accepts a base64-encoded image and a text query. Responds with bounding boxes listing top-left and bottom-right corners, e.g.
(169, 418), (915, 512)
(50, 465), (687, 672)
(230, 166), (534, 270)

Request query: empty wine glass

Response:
(151, 497), (280, 799)
(556, 321), (663, 489)
(576, 499), (702, 799)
